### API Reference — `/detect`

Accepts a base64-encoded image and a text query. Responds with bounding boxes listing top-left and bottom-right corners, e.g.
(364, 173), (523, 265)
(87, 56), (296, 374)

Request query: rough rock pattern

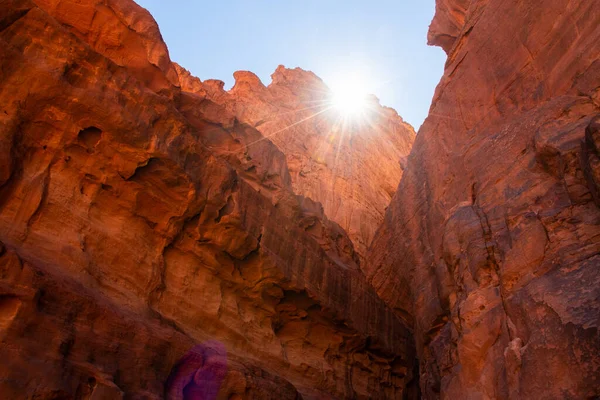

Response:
(175, 64), (415, 260)
(0, 0), (416, 398)
(368, 0), (600, 398)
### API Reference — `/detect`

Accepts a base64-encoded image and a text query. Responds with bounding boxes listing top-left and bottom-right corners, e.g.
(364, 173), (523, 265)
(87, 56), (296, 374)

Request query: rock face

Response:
(0, 0), (416, 399)
(174, 65), (415, 261)
(368, 0), (600, 398)
(3, 0), (598, 398)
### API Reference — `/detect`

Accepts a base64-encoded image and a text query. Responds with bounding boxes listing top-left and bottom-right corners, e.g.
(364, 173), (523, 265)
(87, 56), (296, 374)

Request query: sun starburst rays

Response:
(209, 73), (384, 180)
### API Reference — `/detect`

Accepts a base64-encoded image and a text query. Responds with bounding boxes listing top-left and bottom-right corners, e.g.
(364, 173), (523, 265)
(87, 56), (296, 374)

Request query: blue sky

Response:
(136, 1), (446, 129)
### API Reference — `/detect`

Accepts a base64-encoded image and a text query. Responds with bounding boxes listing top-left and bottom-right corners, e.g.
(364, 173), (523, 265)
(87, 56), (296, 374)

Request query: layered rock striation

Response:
(369, 0), (600, 398)
(0, 0), (416, 399)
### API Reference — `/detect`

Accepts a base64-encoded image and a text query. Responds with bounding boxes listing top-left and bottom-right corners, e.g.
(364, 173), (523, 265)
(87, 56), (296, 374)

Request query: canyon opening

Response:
(0, 1), (598, 400)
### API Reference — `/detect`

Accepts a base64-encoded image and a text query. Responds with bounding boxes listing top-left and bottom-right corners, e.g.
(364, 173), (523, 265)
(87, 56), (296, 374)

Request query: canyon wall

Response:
(175, 64), (415, 261)
(2, 0), (596, 398)
(368, 0), (600, 398)
(0, 0), (416, 398)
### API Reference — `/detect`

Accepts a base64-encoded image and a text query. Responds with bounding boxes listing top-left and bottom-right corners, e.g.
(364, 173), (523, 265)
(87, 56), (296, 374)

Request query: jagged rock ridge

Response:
(175, 63), (415, 262)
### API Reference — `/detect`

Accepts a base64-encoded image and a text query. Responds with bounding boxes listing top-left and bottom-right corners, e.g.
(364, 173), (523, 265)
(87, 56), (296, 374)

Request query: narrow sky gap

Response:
(135, 0), (446, 129)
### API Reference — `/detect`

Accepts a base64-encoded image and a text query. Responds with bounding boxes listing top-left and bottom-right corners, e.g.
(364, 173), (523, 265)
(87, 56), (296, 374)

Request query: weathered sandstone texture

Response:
(175, 64), (415, 261)
(369, 0), (600, 398)
(0, 0), (416, 398)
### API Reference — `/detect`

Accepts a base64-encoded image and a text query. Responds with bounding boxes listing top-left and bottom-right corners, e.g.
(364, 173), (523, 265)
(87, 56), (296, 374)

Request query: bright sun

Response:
(332, 88), (367, 114)
(328, 72), (370, 117)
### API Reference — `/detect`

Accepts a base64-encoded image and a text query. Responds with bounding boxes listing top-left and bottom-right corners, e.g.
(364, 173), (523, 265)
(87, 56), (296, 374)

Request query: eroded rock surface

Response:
(3, 0), (597, 398)
(369, 0), (600, 398)
(0, 0), (415, 398)
(176, 65), (415, 261)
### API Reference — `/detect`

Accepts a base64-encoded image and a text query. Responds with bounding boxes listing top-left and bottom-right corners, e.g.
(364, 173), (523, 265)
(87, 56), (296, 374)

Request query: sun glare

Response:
(332, 88), (367, 114)
(328, 72), (371, 117)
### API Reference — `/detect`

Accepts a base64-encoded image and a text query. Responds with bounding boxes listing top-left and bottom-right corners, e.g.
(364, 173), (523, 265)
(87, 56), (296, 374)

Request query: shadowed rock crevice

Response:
(77, 126), (102, 150)
(582, 115), (600, 206)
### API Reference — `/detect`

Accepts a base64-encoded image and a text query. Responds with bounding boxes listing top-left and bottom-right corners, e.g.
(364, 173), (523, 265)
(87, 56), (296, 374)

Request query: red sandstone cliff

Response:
(0, 0), (416, 398)
(369, 0), (600, 398)
(2, 0), (598, 398)
(174, 64), (415, 261)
